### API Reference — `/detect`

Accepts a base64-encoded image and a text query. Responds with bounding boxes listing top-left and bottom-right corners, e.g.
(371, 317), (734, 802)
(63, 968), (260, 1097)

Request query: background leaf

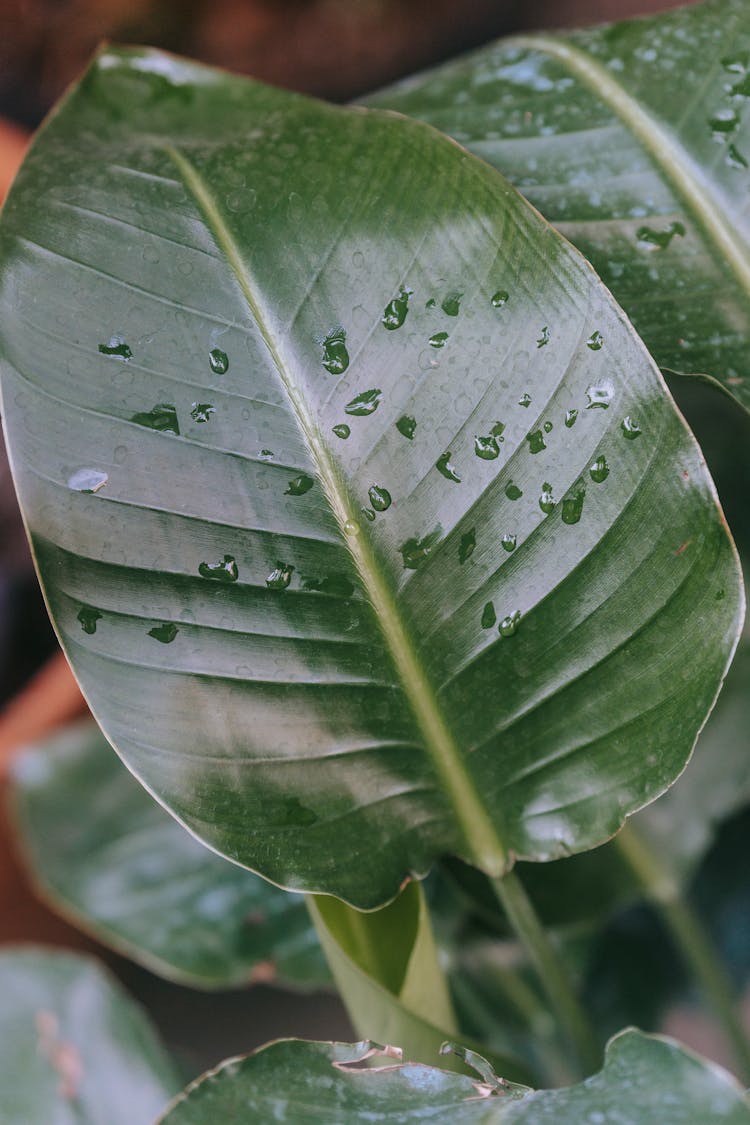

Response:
(158, 1029), (750, 1123)
(0, 946), (180, 1124)
(0, 45), (741, 908)
(369, 0), (750, 412)
(8, 721), (329, 989)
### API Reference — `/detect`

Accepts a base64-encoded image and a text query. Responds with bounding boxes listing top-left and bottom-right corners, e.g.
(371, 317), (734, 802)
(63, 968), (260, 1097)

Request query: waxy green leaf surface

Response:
(159, 1030), (750, 1123)
(0, 948), (179, 1124)
(0, 47), (741, 907)
(370, 0), (750, 412)
(9, 722), (329, 989)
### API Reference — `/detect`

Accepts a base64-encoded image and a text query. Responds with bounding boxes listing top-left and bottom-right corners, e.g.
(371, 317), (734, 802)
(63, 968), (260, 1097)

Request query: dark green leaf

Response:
(9, 722), (329, 989)
(158, 1029), (750, 1123)
(0, 947), (179, 1124)
(0, 46), (741, 907)
(369, 0), (750, 412)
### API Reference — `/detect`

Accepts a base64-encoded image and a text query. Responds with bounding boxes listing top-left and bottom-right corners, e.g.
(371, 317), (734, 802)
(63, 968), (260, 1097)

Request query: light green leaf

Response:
(0, 947), (180, 1124)
(158, 1029), (750, 1123)
(308, 882), (533, 1083)
(368, 0), (750, 413)
(0, 46), (741, 908)
(8, 721), (329, 990)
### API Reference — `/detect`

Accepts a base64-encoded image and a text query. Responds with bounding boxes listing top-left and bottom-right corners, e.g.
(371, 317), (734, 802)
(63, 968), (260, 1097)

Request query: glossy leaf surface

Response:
(158, 1029), (750, 1123)
(369, 0), (750, 412)
(0, 46), (741, 907)
(9, 721), (329, 989)
(0, 947), (179, 1124)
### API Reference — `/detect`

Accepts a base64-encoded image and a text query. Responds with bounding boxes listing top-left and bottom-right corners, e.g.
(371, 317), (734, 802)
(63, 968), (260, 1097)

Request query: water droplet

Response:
(98, 336), (131, 360)
(345, 388), (382, 416)
(518, 392), (532, 408)
(564, 408), (578, 428)
(505, 481), (523, 501)
(361, 507), (376, 522)
(285, 474), (314, 496)
(501, 532), (517, 552)
(481, 602), (496, 629)
(587, 330), (604, 350)
(332, 423), (350, 439)
(621, 415), (642, 439)
(382, 286), (412, 330)
(474, 434), (501, 460)
(429, 332), (449, 349)
(526, 429), (546, 454)
(636, 221), (685, 249)
(709, 108), (739, 133)
(322, 329), (349, 375)
(131, 403), (180, 434)
(199, 554), (238, 583)
(539, 482), (556, 514)
(491, 290), (509, 308)
(436, 451), (461, 482)
(77, 606), (101, 634)
(67, 468), (108, 493)
(543, 420), (553, 433)
(585, 381), (614, 409)
(726, 141), (749, 168)
(266, 561), (294, 590)
(260, 448), (275, 459)
(589, 455), (609, 483)
(732, 73), (750, 96)
(562, 486), (586, 525)
(537, 326), (550, 348)
(722, 54), (748, 74)
(459, 529), (476, 563)
(490, 421), (505, 438)
(441, 292), (462, 317)
(396, 414), (417, 440)
(148, 622), (178, 643)
(344, 520), (360, 537)
(190, 402), (214, 423)
(425, 297), (436, 309)
(499, 610), (521, 637)
(399, 529), (441, 570)
(209, 347), (229, 374)
(368, 484), (392, 511)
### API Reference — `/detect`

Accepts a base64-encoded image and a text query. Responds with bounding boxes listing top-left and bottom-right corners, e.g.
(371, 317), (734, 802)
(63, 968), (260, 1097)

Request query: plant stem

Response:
(615, 822), (750, 1083)
(491, 868), (601, 1075)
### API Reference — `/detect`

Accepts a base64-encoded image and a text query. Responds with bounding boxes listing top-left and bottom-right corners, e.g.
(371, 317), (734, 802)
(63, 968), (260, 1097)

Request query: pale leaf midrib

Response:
(506, 34), (750, 303)
(164, 144), (507, 877)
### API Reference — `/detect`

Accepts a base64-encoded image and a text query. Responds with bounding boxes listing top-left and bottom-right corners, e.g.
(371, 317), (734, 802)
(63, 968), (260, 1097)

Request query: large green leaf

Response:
(8, 721), (329, 989)
(0, 46), (741, 908)
(369, 0), (750, 412)
(0, 947), (180, 1124)
(158, 1029), (750, 1123)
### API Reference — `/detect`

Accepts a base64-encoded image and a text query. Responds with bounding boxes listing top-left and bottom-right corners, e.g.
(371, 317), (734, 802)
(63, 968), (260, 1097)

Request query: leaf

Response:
(8, 720), (330, 990)
(308, 882), (533, 1083)
(0, 947), (180, 1124)
(158, 1029), (750, 1123)
(368, 0), (750, 413)
(0, 46), (741, 908)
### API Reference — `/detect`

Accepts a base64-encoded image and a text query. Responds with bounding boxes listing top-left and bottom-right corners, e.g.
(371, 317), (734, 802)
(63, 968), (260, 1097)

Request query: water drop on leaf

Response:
(332, 423), (351, 439)
(441, 292), (462, 317)
(322, 329), (349, 375)
(585, 381), (614, 409)
(564, 408), (578, 428)
(266, 562), (294, 590)
(518, 392), (532, 408)
(621, 416), (642, 439)
(429, 332), (449, 349)
(499, 610), (521, 637)
(589, 455), (610, 483)
(399, 529), (441, 570)
(481, 602), (496, 628)
(491, 290), (509, 308)
(285, 474), (314, 496)
(345, 388), (382, 416)
(396, 414), (417, 440)
(67, 468), (108, 493)
(98, 336), (132, 360)
(368, 484), (392, 512)
(131, 403), (180, 434)
(474, 435), (500, 460)
(77, 606), (101, 634)
(501, 533), (517, 552)
(436, 451), (461, 482)
(209, 347), (229, 374)
(539, 482), (555, 514)
(148, 622), (178, 644)
(537, 326), (550, 348)
(382, 287), (412, 330)
(199, 554), (238, 583)
(190, 402), (214, 423)
(587, 331), (604, 351)
(505, 481), (523, 501)
(562, 486), (586, 525)
(526, 429), (546, 454)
